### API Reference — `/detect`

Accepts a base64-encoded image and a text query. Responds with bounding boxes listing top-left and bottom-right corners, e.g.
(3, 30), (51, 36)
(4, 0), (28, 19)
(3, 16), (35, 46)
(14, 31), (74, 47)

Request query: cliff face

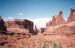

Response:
(6, 21), (16, 28)
(6, 19), (34, 29)
(45, 9), (75, 35)
(67, 8), (75, 22)
(6, 19), (37, 35)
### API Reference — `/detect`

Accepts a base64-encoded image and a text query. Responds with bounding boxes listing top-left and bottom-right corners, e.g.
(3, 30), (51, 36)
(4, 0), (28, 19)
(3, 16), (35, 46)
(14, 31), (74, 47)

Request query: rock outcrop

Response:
(6, 19), (34, 29)
(0, 16), (7, 31)
(6, 20), (16, 28)
(46, 11), (65, 27)
(55, 24), (75, 34)
(14, 19), (33, 29)
(45, 9), (75, 35)
(44, 22), (75, 35)
(52, 11), (65, 25)
(6, 19), (37, 35)
(46, 21), (52, 27)
(67, 8), (75, 22)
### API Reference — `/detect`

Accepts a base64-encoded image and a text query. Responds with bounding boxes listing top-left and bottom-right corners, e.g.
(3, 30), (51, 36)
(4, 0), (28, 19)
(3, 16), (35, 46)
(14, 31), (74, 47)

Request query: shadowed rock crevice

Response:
(0, 16), (7, 34)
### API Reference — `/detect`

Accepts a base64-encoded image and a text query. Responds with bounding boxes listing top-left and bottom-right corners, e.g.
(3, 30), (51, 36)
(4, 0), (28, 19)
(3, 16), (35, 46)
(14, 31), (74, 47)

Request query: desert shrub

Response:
(53, 42), (58, 48)
(38, 40), (62, 48)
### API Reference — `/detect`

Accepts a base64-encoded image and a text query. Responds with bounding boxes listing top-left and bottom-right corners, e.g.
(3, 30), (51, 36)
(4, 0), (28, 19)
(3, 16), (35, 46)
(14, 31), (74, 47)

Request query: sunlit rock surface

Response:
(67, 8), (75, 22)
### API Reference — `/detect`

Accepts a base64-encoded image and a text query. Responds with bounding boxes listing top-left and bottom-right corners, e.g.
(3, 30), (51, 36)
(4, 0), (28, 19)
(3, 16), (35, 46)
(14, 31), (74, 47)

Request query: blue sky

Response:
(0, 0), (75, 28)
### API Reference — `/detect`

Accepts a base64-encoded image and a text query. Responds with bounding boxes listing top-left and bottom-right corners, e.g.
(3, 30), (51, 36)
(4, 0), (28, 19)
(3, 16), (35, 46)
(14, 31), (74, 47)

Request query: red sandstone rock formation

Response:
(54, 25), (74, 34)
(45, 9), (75, 35)
(52, 11), (65, 25)
(67, 8), (75, 22)
(46, 21), (52, 27)
(44, 22), (75, 35)
(6, 19), (37, 35)
(6, 21), (16, 28)
(46, 11), (65, 27)
(6, 19), (34, 29)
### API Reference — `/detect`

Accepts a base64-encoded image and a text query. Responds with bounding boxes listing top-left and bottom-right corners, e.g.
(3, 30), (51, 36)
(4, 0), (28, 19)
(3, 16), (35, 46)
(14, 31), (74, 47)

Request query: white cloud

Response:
(18, 13), (24, 16)
(7, 17), (14, 21)
(32, 17), (50, 28)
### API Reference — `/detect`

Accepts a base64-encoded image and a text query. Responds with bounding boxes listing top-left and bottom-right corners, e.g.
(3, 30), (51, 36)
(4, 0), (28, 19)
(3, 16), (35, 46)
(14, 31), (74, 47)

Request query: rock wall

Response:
(6, 21), (16, 28)
(6, 19), (34, 29)
(6, 19), (37, 35)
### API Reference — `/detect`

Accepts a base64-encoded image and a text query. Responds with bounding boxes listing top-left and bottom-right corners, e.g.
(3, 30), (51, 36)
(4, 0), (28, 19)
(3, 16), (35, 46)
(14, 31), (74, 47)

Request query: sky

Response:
(0, 0), (75, 28)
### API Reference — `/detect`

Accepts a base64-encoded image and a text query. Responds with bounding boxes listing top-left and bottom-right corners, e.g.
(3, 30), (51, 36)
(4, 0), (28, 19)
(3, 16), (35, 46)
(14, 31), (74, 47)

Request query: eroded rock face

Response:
(6, 21), (16, 28)
(52, 11), (65, 26)
(67, 8), (75, 22)
(45, 9), (75, 35)
(22, 19), (34, 30)
(46, 11), (65, 27)
(6, 19), (34, 29)
(6, 19), (37, 35)
(46, 21), (52, 27)
(55, 25), (73, 34)
(44, 21), (75, 35)
(0, 16), (7, 31)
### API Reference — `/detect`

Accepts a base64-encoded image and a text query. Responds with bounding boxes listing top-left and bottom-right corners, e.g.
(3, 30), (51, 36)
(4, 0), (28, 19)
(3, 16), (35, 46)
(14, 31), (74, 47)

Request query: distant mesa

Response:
(0, 17), (37, 35)
(6, 19), (34, 29)
(6, 19), (37, 35)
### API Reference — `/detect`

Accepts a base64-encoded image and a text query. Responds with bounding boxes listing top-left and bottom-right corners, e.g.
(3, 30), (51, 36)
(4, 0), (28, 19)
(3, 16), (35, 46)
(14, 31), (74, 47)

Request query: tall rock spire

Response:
(58, 11), (63, 16)
(52, 11), (65, 26)
(67, 8), (75, 22)
(46, 11), (65, 27)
